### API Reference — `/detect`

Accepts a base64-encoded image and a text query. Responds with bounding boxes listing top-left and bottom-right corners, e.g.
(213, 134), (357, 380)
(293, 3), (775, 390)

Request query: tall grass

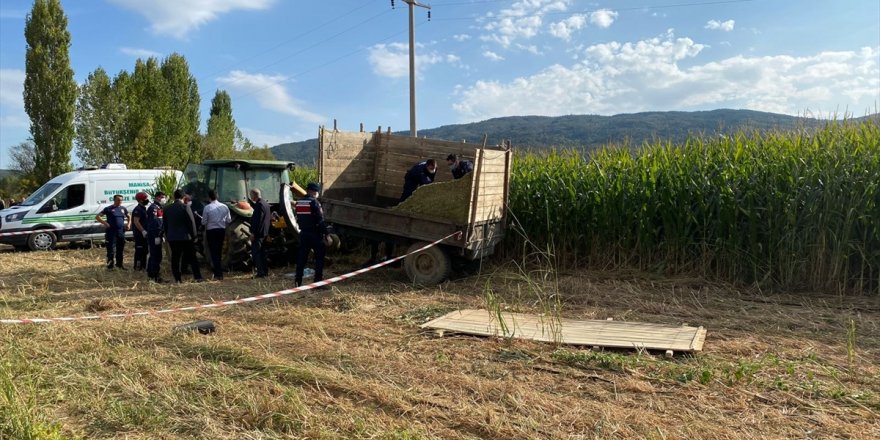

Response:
(508, 120), (880, 294)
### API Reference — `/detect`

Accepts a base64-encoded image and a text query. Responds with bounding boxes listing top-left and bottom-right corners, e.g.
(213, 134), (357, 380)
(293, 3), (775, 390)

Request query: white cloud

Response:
(453, 33), (880, 119)
(705, 19), (735, 32)
(217, 70), (324, 123)
(590, 9), (618, 29)
(238, 127), (295, 148)
(0, 68), (27, 129)
(120, 47), (162, 58)
(453, 34), (471, 42)
(483, 51), (505, 62)
(549, 14), (587, 41)
(107, 0), (274, 39)
(367, 42), (456, 79)
(481, 0), (572, 47)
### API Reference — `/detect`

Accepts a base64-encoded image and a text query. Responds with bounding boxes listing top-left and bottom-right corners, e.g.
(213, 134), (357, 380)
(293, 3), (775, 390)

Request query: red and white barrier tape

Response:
(1, 231), (462, 324)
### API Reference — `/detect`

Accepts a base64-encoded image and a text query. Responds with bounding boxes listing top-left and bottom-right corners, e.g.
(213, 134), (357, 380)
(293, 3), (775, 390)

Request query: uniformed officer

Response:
(446, 154), (474, 179)
(400, 159), (437, 202)
(131, 192), (150, 271)
(294, 182), (329, 287)
(95, 194), (130, 270)
(145, 192), (167, 282)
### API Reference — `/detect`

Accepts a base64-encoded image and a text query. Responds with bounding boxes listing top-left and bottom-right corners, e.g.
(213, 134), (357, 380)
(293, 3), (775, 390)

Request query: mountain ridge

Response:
(271, 109), (878, 165)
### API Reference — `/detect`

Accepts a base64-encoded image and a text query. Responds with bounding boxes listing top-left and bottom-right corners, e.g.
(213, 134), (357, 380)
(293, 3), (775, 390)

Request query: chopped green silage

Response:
(392, 177), (473, 224)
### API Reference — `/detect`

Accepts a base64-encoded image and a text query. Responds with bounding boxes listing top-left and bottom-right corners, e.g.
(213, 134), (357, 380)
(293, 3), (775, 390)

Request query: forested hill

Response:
(271, 109), (874, 165)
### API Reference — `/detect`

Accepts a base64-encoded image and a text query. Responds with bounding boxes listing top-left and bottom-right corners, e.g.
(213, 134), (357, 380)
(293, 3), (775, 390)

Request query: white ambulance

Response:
(0, 164), (181, 250)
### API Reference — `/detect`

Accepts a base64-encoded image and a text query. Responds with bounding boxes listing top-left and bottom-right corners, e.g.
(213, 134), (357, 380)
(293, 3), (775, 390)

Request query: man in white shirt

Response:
(201, 189), (232, 280)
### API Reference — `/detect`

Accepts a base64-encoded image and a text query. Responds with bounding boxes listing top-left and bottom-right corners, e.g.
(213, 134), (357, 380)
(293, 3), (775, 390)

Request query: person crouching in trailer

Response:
(400, 159), (437, 202)
(294, 182), (330, 287)
(446, 154), (474, 179)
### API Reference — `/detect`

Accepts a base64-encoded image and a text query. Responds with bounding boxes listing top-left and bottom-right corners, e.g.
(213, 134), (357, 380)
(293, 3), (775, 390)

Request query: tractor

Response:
(178, 159), (306, 270)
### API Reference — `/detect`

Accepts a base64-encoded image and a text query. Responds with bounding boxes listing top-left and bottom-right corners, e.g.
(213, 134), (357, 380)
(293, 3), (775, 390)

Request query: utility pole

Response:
(393, 0), (431, 138)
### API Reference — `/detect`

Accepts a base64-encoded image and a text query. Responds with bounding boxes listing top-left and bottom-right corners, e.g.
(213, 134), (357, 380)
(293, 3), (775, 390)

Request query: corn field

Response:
(508, 120), (880, 294)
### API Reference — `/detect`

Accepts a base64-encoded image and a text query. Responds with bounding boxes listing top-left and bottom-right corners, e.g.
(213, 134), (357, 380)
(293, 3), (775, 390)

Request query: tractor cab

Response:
(178, 159), (304, 269)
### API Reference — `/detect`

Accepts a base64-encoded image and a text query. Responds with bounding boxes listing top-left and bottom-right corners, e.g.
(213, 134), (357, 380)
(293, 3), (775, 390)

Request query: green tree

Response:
(233, 129), (275, 160)
(161, 53), (200, 166)
(128, 57), (169, 168)
(203, 90), (236, 159)
(24, 0), (76, 182)
(75, 67), (115, 166)
(9, 141), (39, 192)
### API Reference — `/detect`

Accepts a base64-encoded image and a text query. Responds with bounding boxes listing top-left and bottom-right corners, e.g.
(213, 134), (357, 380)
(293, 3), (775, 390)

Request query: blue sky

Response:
(1, 0), (878, 168)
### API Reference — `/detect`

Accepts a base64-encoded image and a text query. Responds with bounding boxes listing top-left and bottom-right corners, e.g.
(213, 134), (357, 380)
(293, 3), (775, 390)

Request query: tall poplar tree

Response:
(161, 53), (200, 166)
(75, 67), (114, 166)
(204, 90), (236, 159)
(24, 0), (77, 181)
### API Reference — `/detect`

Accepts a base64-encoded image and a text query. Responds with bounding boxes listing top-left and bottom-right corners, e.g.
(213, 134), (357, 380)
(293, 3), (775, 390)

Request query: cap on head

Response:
(306, 182), (320, 192)
(446, 154), (457, 162)
(155, 191), (166, 198)
(135, 192), (149, 202)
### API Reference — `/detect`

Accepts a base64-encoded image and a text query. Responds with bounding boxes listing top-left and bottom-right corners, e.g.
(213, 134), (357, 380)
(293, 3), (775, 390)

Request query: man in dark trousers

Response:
(248, 188), (271, 278)
(145, 192), (166, 282)
(400, 159), (437, 202)
(131, 192), (150, 271)
(446, 154), (474, 179)
(201, 189), (231, 280)
(294, 183), (329, 287)
(95, 194), (130, 270)
(163, 189), (203, 283)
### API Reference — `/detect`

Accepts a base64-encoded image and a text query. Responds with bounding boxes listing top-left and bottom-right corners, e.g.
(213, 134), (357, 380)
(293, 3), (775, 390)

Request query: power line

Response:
(431, 0), (757, 21)
(199, 7), (394, 102)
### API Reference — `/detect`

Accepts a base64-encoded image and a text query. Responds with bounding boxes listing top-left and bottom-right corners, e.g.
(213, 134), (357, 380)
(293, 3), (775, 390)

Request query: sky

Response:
(0, 0), (878, 168)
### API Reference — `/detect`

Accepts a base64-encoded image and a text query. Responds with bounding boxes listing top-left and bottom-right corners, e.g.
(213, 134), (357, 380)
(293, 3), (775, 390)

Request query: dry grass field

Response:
(1, 244), (878, 439)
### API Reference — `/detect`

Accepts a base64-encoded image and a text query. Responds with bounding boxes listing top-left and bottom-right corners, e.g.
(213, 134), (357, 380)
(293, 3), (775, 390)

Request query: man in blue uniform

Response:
(145, 192), (166, 283)
(446, 154), (474, 179)
(131, 192), (150, 271)
(400, 159), (437, 202)
(248, 188), (272, 278)
(294, 182), (329, 287)
(95, 194), (130, 270)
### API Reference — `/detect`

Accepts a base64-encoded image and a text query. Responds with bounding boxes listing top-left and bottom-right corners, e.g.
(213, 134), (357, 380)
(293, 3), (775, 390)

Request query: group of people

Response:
(400, 154), (473, 202)
(90, 153), (473, 284)
(0, 198), (20, 209)
(93, 182), (329, 286)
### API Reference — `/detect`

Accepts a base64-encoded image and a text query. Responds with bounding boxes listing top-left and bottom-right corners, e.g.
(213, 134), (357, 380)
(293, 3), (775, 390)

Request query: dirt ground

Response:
(1, 244), (878, 439)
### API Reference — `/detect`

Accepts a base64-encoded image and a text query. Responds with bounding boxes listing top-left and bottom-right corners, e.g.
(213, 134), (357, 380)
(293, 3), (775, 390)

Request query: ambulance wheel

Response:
(28, 230), (57, 251)
(404, 242), (451, 285)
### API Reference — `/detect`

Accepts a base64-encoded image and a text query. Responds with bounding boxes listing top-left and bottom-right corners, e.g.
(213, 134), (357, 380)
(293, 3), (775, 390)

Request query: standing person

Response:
(163, 189), (203, 283)
(130, 192), (150, 271)
(0, 198), (5, 210)
(248, 188), (271, 278)
(201, 189), (231, 280)
(294, 183), (329, 287)
(400, 159), (437, 202)
(145, 192), (166, 283)
(446, 154), (474, 179)
(95, 194), (130, 270)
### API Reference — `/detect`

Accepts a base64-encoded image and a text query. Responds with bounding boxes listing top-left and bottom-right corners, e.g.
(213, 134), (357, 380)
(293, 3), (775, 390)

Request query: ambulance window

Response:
(55, 184), (86, 210)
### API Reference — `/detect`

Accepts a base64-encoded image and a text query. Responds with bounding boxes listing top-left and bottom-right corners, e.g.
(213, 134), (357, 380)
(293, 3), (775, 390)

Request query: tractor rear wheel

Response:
(222, 218), (252, 270)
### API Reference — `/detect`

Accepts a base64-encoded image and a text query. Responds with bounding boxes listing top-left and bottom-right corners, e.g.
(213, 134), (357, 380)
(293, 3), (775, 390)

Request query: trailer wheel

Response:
(404, 241), (452, 285)
(28, 230), (57, 251)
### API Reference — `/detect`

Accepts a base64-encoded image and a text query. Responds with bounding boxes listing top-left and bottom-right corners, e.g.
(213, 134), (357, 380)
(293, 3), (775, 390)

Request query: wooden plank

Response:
(421, 309), (707, 352)
(323, 180), (374, 190)
(321, 162), (375, 174)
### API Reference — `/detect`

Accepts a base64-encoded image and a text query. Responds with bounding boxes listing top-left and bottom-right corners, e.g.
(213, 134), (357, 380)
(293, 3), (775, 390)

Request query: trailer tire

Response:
(28, 230), (57, 251)
(404, 241), (452, 285)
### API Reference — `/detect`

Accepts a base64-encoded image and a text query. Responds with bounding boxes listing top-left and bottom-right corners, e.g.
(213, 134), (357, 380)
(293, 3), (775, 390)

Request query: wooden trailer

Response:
(318, 126), (512, 284)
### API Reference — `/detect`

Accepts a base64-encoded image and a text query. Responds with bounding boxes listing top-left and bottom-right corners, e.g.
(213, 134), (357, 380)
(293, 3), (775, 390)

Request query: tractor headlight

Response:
(5, 212), (27, 222)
